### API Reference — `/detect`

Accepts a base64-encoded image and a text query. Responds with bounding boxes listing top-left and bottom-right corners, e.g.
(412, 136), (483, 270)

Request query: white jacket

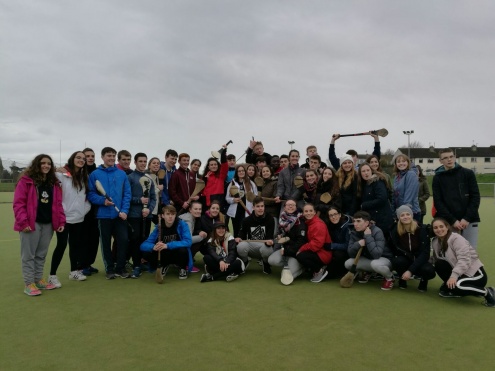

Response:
(226, 180), (257, 218)
(56, 172), (91, 223)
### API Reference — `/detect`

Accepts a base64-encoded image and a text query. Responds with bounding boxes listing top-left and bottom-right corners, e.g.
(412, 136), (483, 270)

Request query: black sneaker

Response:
(115, 271), (130, 279)
(241, 259), (249, 274)
(200, 273), (213, 283)
(484, 287), (495, 307)
(131, 267), (142, 279)
(262, 261), (272, 275)
(179, 268), (188, 280)
(161, 265), (170, 277)
(439, 290), (461, 298)
(418, 279), (428, 292)
(399, 279), (408, 290)
(370, 273), (384, 281)
(106, 272), (116, 280)
(226, 273), (239, 282)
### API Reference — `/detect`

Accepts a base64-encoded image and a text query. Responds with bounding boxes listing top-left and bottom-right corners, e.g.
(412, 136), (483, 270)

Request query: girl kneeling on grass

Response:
(13, 154), (66, 296)
(201, 222), (245, 282)
(296, 203), (332, 283)
(389, 205), (436, 292)
(431, 217), (494, 307)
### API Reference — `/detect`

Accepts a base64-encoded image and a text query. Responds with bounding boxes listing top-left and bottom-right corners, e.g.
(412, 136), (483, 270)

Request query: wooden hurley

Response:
(340, 246), (364, 288)
(339, 128), (389, 138)
(229, 183), (251, 215)
(95, 180), (121, 214)
(246, 191), (256, 203)
(178, 179), (206, 214)
(157, 169), (166, 185)
(294, 175), (304, 188)
(242, 237), (290, 244)
(319, 192), (332, 204)
(191, 179), (205, 198)
(211, 140), (233, 159)
(254, 176), (264, 188)
(155, 215), (164, 284)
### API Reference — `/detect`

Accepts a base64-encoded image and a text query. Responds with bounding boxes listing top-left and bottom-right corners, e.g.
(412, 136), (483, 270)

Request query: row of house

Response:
(393, 145), (495, 175)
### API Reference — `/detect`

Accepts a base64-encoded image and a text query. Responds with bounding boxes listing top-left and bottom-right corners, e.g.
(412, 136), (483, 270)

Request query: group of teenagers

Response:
(12, 133), (495, 307)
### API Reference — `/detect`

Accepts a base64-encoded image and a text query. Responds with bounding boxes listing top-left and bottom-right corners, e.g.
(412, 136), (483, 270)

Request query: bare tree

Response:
(403, 140), (423, 148)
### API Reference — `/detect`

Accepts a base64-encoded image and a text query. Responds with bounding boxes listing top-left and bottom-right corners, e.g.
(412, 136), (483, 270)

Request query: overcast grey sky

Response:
(1, 0), (494, 168)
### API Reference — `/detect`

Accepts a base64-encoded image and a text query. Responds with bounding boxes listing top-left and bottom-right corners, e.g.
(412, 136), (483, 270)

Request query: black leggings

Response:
(296, 251), (326, 273)
(51, 222), (84, 274)
(83, 211), (100, 267)
(128, 218), (152, 268)
(203, 255), (243, 279)
(392, 256), (436, 280)
(143, 248), (189, 270)
(435, 259), (488, 296)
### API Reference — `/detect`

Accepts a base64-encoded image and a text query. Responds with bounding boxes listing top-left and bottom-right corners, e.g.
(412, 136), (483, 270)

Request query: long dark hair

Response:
(210, 225), (229, 249)
(366, 154), (384, 172)
(356, 163), (391, 197)
(416, 164), (426, 180)
(318, 167), (340, 196)
(202, 157), (221, 178)
(21, 154), (57, 186)
(432, 217), (453, 254)
(66, 151), (89, 192)
(234, 165), (252, 193)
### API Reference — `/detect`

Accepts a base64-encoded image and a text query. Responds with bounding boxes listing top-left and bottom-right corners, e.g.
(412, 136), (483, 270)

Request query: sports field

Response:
(1, 193), (493, 370)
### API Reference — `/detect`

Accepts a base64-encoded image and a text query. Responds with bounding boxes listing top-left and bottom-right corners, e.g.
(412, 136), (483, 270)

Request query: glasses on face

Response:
(329, 213), (340, 218)
(440, 155), (455, 161)
(286, 203), (296, 207)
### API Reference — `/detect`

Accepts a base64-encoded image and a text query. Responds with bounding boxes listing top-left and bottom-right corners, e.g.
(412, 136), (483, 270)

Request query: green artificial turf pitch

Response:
(1, 195), (494, 370)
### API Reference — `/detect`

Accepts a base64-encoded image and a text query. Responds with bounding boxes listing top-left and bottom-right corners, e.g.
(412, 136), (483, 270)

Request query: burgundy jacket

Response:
(169, 167), (197, 207)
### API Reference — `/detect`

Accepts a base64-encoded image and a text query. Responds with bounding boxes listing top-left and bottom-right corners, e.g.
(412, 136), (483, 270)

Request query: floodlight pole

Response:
(403, 130), (414, 159)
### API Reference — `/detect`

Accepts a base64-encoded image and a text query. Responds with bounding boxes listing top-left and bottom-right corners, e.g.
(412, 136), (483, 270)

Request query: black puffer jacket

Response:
(432, 164), (480, 224)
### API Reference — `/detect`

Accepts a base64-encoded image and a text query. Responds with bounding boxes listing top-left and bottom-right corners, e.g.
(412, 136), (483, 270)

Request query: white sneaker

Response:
(69, 270), (87, 281)
(281, 267), (294, 286)
(48, 275), (62, 288)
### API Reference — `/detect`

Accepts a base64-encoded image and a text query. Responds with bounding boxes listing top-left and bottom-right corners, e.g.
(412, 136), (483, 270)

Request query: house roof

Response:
(396, 145), (495, 158)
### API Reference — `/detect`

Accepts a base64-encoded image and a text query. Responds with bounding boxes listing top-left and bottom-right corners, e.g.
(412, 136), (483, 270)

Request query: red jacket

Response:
(13, 175), (66, 232)
(202, 162), (228, 206)
(299, 215), (332, 264)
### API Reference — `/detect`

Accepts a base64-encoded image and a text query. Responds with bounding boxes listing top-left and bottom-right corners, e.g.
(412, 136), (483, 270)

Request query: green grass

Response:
(0, 182), (15, 192)
(1, 195), (494, 370)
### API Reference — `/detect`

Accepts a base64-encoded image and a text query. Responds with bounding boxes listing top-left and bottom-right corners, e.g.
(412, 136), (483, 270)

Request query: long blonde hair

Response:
(336, 166), (356, 190)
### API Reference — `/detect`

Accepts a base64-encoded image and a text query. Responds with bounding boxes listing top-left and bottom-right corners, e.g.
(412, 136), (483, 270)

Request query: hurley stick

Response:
(95, 179), (134, 232)
(242, 237), (290, 244)
(319, 192), (332, 204)
(340, 246), (364, 288)
(139, 176), (151, 240)
(338, 128), (389, 138)
(229, 182), (250, 215)
(155, 215), (164, 284)
(293, 176), (304, 188)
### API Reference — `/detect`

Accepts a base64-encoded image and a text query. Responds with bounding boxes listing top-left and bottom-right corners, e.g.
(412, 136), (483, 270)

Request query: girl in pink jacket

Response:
(13, 154), (66, 296)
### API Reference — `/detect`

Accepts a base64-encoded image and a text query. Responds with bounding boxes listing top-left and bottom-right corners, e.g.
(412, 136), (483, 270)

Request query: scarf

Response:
(278, 210), (301, 234)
